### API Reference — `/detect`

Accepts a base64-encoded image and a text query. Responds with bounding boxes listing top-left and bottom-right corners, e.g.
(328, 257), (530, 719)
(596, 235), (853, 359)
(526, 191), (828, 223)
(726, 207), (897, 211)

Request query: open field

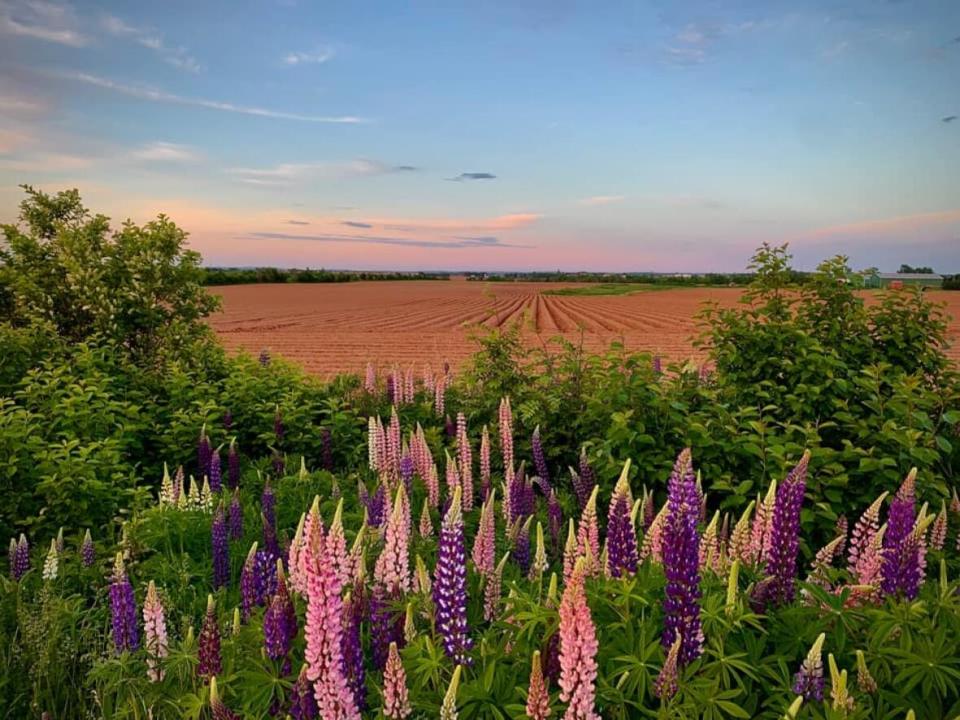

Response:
(209, 281), (960, 376)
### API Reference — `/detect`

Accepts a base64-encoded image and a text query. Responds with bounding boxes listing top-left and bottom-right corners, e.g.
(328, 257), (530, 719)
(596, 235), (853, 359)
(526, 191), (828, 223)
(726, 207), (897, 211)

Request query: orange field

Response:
(208, 281), (960, 377)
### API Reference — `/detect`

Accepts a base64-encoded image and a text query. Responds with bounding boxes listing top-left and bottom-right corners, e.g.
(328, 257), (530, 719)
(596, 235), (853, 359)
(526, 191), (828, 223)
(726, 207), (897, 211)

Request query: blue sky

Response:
(1, 0), (958, 271)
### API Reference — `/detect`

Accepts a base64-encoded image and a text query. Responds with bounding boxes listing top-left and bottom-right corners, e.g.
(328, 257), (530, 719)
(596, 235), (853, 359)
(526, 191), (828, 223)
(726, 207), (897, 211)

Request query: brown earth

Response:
(208, 281), (960, 377)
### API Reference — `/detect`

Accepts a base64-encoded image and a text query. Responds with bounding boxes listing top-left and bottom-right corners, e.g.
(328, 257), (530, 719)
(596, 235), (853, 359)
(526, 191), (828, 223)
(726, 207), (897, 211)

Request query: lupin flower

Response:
(212, 502), (230, 589)
(328, 499), (352, 586)
(480, 425), (492, 500)
(8, 538), (17, 578)
(457, 412), (474, 510)
(793, 633), (825, 701)
(548, 490), (563, 554)
(209, 448), (223, 493)
(262, 479), (277, 532)
(652, 354), (663, 376)
(198, 594), (222, 679)
(55, 526), (64, 555)
(661, 449), (702, 666)
(755, 452), (809, 609)
(563, 520), (579, 586)
(526, 650), (552, 720)
(440, 665), (463, 720)
(433, 486), (473, 665)
(525, 426), (548, 487)
(606, 461), (639, 578)
(366, 482), (387, 528)
(558, 558), (600, 720)
(227, 438), (240, 490)
(198, 425), (212, 479)
(383, 642), (412, 719)
(483, 553), (509, 622)
(81, 529), (95, 567)
(727, 501), (755, 565)
(426, 462), (441, 509)
(514, 516), (533, 576)
(530, 522), (549, 580)
(264, 569), (295, 666)
(240, 541), (259, 621)
(343, 591), (367, 711)
(577, 449), (597, 512)
(42, 538), (58, 581)
(303, 509), (359, 719)
(110, 553), (139, 653)
(847, 493), (888, 577)
(365, 362), (377, 394)
(827, 654), (853, 712)
(210, 677), (241, 720)
(403, 602), (417, 643)
(375, 486), (412, 594)
(576, 486), (600, 576)
(654, 637), (681, 700)
(228, 488), (243, 541)
(931, 501), (947, 551)
(855, 650), (877, 694)
(881, 469), (918, 597)
(259, 347), (271, 366)
(419, 500), (434, 538)
(471, 491), (496, 576)
(400, 452), (414, 499)
(143, 580), (168, 682)
(386, 371), (396, 405)
(369, 586), (401, 671)
(499, 397), (515, 482)
(290, 664), (319, 720)
(751, 481), (778, 565)
(434, 375), (446, 416)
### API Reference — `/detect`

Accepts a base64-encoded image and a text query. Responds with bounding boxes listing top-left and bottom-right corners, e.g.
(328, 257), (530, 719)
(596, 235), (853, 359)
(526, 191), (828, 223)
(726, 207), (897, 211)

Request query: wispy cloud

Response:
(804, 209), (960, 240)
(447, 172), (496, 181)
(579, 195), (625, 206)
(100, 13), (201, 72)
(285, 219), (310, 225)
(943, 115), (957, 123)
(62, 72), (366, 123)
(0, 0), (88, 47)
(130, 141), (200, 162)
(229, 159), (416, 186)
(249, 231), (532, 249)
(342, 220), (373, 228)
(282, 47), (335, 65)
(661, 20), (759, 67)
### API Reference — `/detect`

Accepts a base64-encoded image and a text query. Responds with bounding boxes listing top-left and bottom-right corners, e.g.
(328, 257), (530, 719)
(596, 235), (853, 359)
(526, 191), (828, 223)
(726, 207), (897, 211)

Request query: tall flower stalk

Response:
(661, 449), (702, 666)
(198, 594), (222, 680)
(558, 558), (599, 720)
(606, 461), (638, 578)
(110, 553), (139, 653)
(433, 486), (473, 665)
(143, 580), (168, 681)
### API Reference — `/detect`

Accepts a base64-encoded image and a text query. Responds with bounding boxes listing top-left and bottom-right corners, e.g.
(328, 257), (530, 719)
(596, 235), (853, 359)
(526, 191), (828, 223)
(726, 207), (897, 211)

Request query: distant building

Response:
(863, 271), (943, 289)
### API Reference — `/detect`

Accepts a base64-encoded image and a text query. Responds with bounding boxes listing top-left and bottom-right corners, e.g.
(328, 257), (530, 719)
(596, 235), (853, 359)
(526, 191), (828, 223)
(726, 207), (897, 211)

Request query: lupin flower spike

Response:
(433, 486), (473, 665)
(42, 538), (58, 581)
(526, 650), (552, 720)
(531, 521), (549, 580)
(197, 594), (222, 679)
(210, 676), (241, 720)
(558, 558), (599, 719)
(383, 642), (412, 719)
(654, 636), (682, 700)
(110, 552), (139, 653)
(440, 665), (463, 720)
(143, 580), (168, 682)
(793, 633), (825, 701)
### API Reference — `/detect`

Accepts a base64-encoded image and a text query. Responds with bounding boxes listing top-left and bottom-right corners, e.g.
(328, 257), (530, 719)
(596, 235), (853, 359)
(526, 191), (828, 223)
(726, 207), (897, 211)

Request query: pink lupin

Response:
(576, 487), (600, 577)
(456, 413), (474, 511)
(143, 580), (168, 682)
(382, 642), (412, 718)
(374, 485), (412, 594)
(471, 491), (497, 576)
(480, 425), (492, 501)
(499, 397), (515, 483)
(558, 559), (599, 720)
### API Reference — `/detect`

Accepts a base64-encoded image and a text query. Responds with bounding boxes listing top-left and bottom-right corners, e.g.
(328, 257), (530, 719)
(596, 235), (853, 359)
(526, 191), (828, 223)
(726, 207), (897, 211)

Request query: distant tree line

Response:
(465, 271), (762, 286)
(202, 267), (451, 285)
(898, 264), (935, 274)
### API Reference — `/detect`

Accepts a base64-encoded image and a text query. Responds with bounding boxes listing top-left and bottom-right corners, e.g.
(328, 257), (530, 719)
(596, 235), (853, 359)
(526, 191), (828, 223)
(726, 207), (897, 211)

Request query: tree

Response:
(898, 264), (934, 274)
(1, 185), (220, 370)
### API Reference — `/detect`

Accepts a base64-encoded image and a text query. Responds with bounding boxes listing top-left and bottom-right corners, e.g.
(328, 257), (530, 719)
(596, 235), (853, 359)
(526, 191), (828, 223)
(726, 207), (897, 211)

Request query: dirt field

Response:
(208, 282), (960, 377)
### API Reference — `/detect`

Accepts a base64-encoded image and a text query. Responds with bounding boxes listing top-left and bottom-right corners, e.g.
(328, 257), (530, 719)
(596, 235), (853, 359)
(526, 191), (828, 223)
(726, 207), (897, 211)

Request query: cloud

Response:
(0, 150), (94, 172)
(342, 220), (373, 228)
(803, 209), (960, 241)
(0, 0), (88, 46)
(579, 195), (625, 206)
(285, 219), (310, 225)
(660, 20), (760, 67)
(62, 72), (366, 123)
(130, 141), (200, 162)
(283, 48), (335, 65)
(248, 231), (532, 249)
(229, 159), (415, 186)
(943, 115), (957, 123)
(447, 172), (497, 181)
(100, 14), (201, 72)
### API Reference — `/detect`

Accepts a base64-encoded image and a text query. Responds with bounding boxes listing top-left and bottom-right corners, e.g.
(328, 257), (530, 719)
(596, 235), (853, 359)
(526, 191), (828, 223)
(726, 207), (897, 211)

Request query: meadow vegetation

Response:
(1, 187), (958, 719)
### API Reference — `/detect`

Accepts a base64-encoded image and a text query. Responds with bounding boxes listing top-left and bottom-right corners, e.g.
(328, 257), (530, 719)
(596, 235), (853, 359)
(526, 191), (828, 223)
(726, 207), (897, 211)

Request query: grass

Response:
(544, 283), (671, 297)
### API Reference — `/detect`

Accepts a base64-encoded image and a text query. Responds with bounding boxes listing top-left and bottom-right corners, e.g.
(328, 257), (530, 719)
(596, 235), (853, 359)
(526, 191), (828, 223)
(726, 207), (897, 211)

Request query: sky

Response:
(0, 0), (958, 272)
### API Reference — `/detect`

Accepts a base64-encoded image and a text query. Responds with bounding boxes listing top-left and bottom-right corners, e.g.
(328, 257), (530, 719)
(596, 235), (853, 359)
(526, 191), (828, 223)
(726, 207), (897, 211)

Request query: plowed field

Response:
(208, 282), (960, 377)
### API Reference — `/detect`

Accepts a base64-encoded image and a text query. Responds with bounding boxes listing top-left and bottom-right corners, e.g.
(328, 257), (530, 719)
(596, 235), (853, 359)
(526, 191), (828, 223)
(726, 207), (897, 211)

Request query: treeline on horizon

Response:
(201, 267), (451, 285)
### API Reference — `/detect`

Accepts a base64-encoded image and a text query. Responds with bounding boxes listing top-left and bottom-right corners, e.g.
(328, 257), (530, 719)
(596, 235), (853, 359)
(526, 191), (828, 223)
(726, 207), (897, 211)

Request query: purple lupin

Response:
(209, 449), (223, 494)
(661, 449), (702, 667)
(110, 553), (139, 653)
(577, 448), (597, 512)
(881, 469), (918, 598)
(197, 594), (222, 679)
(433, 486), (473, 665)
(531, 425), (550, 490)
(228, 489), (244, 541)
(754, 452), (810, 609)
(227, 439), (240, 490)
(342, 591), (367, 710)
(198, 425), (212, 480)
(12, 534), (30, 580)
(212, 502), (230, 589)
(81, 529), (96, 567)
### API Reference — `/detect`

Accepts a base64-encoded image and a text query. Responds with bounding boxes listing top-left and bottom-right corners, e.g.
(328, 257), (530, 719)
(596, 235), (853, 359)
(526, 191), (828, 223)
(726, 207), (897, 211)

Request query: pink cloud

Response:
(803, 209), (960, 240)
